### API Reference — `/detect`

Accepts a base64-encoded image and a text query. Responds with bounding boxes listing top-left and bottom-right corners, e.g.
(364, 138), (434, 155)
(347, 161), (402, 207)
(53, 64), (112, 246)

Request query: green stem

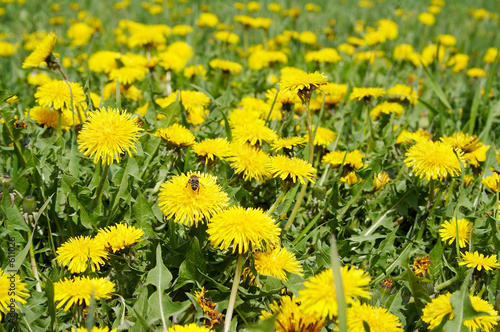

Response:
(28, 242), (42, 292)
(284, 182), (308, 231)
(331, 235), (347, 331)
(91, 163), (110, 209)
(224, 254), (244, 332)
(266, 188), (287, 216)
(435, 276), (458, 291)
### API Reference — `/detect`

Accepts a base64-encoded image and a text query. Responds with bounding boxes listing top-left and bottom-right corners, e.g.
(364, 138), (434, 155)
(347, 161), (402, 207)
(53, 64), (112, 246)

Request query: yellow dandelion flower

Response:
(306, 126), (337, 147)
(298, 266), (371, 319)
(108, 66), (148, 85)
(270, 136), (307, 151)
(347, 301), (404, 332)
(207, 206), (281, 254)
(482, 173), (500, 192)
(55, 236), (108, 274)
(184, 64), (207, 79)
(393, 44), (414, 61)
(279, 71), (328, 98)
(466, 68), (487, 78)
(387, 84), (419, 105)
(422, 293), (498, 331)
(35, 80), (86, 111)
(322, 83), (348, 106)
(94, 224), (144, 253)
(29, 106), (77, 131)
(248, 50), (288, 70)
(349, 87), (385, 102)
(267, 155), (316, 184)
(231, 120), (278, 146)
(341, 171), (362, 185)
(158, 171), (229, 227)
(67, 22), (96, 47)
(22, 32), (56, 69)
(88, 51), (120, 73)
(418, 12), (435, 26)
(440, 132), (489, 167)
(305, 48), (342, 64)
(68, 327), (117, 332)
(372, 172), (390, 191)
(172, 24), (193, 37)
(370, 102), (404, 120)
(0, 269), (30, 316)
(27, 71), (53, 86)
(192, 138), (231, 164)
(412, 254), (431, 277)
(155, 123), (196, 147)
(260, 296), (325, 332)
(78, 107), (142, 165)
(459, 251), (500, 271)
(439, 217), (472, 248)
(227, 143), (271, 181)
(396, 128), (431, 144)
(165, 323), (213, 332)
(196, 12), (219, 27)
(194, 287), (224, 329)
(209, 59), (242, 74)
(54, 276), (115, 311)
(437, 34), (456, 47)
(214, 31), (240, 44)
(404, 140), (464, 181)
(322, 150), (365, 170)
(254, 247), (303, 281)
(483, 47), (499, 64)
(156, 90), (211, 126)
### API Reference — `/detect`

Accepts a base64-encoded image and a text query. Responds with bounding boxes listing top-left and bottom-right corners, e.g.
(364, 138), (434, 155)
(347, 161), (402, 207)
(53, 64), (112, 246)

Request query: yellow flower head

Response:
(372, 172), (390, 191)
(78, 107), (142, 165)
(254, 247), (303, 281)
(459, 251), (500, 271)
(370, 102), (404, 120)
(260, 296), (325, 332)
(35, 80), (86, 111)
(214, 31), (240, 44)
(192, 138), (231, 164)
(413, 254), (432, 277)
(197, 12), (219, 27)
(231, 120), (278, 146)
(322, 150), (365, 170)
(322, 83), (348, 106)
(396, 128), (431, 145)
(298, 266), (371, 319)
(307, 126), (337, 147)
(466, 68), (487, 78)
(207, 206), (281, 254)
(248, 50), (288, 70)
(108, 66), (148, 85)
(418, 12), (436, 26)
(158, 171), (229, 227)
(347, 301), (404, 332)
(279, 71), (328, 102)
(270, 136), (307, 151)
(482, 173), (500, 192)
(209, 59), (242, 74)
(29, 106), (80, 131)
(439, 217), (472, 248)
(94, 224), (144, 253)
(386, 84), (418, 105)
(155, 123), (196, 147)
(166, 324), (213, 332)
(349, 87), (385, 102)
(88, 51), (121, 73)
(404, 140), (465, 181)
(22, 32), (57, 69)
(422, 293), (498, 331)
(267, 155), (317, 184)
(440, 132), (489, 167)
(156, 90), (210, 125)
(0, 269), (30, 315)
(227, 143), (271, 181)
(54, 276), (115, 311)
(55, 236), (108, 273)
(305, 48), (342, 64)
(69, 327), (117, 332)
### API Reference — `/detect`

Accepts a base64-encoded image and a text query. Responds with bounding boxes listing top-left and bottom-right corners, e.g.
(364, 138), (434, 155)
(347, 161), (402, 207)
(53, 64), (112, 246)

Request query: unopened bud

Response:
(23, 195), (37, 214)
(1, 174), (13, 192)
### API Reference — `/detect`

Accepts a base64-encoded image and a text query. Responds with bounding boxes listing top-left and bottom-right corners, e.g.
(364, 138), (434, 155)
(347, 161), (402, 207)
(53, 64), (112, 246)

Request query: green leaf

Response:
(157, 99), (181, 128)
(145, 244), (173, 290)
(45, 279), (56, 332)
(110, 157), (139, 211)
(420, 59), (454, 112)
(174, 237), (206, 290)
(405, 266), (431, 314)
(132, 190), (156, 236)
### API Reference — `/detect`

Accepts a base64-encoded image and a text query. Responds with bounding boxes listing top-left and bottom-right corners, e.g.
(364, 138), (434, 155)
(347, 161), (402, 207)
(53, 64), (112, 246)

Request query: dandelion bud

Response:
(1, 174), (13, 192)
(372, 172), (390, 191)
(22, 195), (37, 214)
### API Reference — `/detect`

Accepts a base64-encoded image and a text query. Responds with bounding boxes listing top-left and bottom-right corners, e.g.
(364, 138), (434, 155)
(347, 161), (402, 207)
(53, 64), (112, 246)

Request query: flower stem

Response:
(330, 235), (347, 331)
(91, 163), (110, 209)
(266, 188), (288, 216)
(435, 276), (458, 291)
(224, 254), (244, 332)
(284, 100), (314, 231)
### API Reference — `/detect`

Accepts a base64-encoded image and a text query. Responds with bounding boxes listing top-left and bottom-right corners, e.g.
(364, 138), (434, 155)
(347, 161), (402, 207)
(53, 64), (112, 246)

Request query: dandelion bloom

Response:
(270, 136), (307, 151)
(346, 301), (403, 332)
(267, 155), (317, 184)
(165, 324), (213, 332)
(459, 251), (500, 271)
(196, 12), (219, 27)
(158, 172), (229, 227)
(29, 106), (79, 131)
(54, 276), (115, 311)
(412, 254), (431, 277)
(22, 32), (57, 69)
(55, 236), (108, 273)
(35, 80), (86, 111)
(466, 68), (487, 78)
(306, 127), (337, 147)
(88, 50), (121, 73)
(396, 129), (431, 145)
(349, 87), (385, 102)
(322, 150), (365, 170)
(0, 269), (30, 315)
(418, 12), (435, 25)
(194, 287), (224, 329)
(386, 84), (418, 105)
(341, 171), (362, 185)
(209, 59), (243, 74)
(69, 327), (117, 332)
(184, 64), (207, 79)
(227, 143), (271, 181)
(207, 206), (281, 254)
(254, 247), (303, 281)
(404, 140), (464, 181)
(78, 107), (142, 165)
(155, 123), (196, 147)
(298, 266), (371, 319)
(440, 132), (489, 167)
(94, 224), (144, 253)
(108, 66), (148, 85)
(482, 173), (500, 192)
(372, 172), (390, 191)
(260, 296), (325, 332)
(192, 138), (231, 164)
(322, 83), (348, 106)
(279, 71), (328, 101)
(232, 120), (278, 146)
(370, 102), (404, 120)
(439, 217), (472, 248)
(422, 293), (498, 331)
(156, 90), (210, 125)
(305, 48), (342, 64)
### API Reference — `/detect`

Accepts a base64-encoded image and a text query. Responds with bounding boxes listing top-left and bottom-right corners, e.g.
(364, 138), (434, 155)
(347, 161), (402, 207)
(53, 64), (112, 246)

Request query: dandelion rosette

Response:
(55, 236), (108, 273)
(158, 171), (229, 227)
(404, 140), (465, 181)
(54, 276), (115, 311)
(422, 293), (498, 331)
(207, 206), (281, 254)
(267, 155), (317, 184)
(254, 247), (303, 281)
(298, 266), (371, 319)
(78, 107), (142, 165)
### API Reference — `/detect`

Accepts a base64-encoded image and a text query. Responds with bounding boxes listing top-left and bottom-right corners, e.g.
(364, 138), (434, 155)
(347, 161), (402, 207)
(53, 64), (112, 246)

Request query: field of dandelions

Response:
(1, 0), (500, 331)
